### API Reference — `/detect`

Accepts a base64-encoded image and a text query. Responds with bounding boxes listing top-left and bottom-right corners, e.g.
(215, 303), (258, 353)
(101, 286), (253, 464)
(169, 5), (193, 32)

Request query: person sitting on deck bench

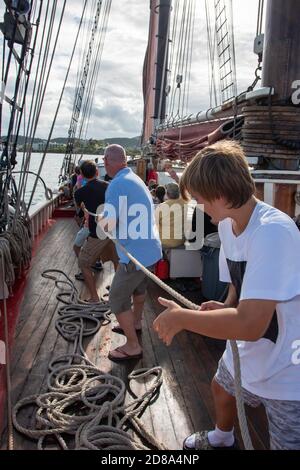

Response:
(75, 160), (119, 303)
(100, 144), (162, 362)
(155, 182), (186, 249)
(153, 141), (300, 450)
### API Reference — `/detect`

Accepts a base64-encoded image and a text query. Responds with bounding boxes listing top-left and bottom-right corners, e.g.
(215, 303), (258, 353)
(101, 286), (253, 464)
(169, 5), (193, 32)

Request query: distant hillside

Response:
(1, 135), (45, 145)
(102, 137), (141, 149)
(3, 135), (141, 150)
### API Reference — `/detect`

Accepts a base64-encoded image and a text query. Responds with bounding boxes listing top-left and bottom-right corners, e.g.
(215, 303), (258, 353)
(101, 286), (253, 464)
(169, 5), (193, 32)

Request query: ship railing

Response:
(28, 192), (63, 240)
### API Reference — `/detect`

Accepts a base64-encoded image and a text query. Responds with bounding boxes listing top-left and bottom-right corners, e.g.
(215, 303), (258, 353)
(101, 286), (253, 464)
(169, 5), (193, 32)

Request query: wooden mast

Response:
(262, 0), (300, 102)
(244, 0), (300, 216)
(142, 0), (171, 145)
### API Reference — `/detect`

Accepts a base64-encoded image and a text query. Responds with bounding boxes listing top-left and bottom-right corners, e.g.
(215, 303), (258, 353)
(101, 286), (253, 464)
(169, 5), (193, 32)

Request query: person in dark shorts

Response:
(74, 160), (118, 303)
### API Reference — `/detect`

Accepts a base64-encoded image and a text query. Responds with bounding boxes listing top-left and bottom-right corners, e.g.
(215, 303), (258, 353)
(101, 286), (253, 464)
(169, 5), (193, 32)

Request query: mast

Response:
(261, 0), (300, 102)
(142, 0), (171, 145)
(243, 0), (300, 216)
(154, 0), (171, 127)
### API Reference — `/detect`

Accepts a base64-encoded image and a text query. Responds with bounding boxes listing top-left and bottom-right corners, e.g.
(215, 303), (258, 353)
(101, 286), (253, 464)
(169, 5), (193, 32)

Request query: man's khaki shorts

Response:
(78, 237), (119, 270)
(109, 261), (152, 315)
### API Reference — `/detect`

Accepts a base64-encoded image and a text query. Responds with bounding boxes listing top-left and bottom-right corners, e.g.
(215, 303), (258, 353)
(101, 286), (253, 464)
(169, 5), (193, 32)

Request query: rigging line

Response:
(75, 0), (111, 165)
(27, 0), (57, 141)
(166, 0), (179, 118)
(18, 0), (53, 194)
(205, 0), (218, 107)
(185, 0), (196, 116)
(63, 0), (104, 179)
(181, 0), (194, 118)
(18, 0), (48, 161)
(17, 0), (54, 212)
(229, 0), (237, 98)
(168, 0), (181, 119)
(177, 0), (188, 74)
(171, 0), (187, 118)
(0, 3), (19, 105)
(26, 0), (89, 216)
(72, 0), (97, 127)
(181, 0), (193, 117)
(80, 0), (112, 146)
(33, 0), (58, 124)
(0, 7), (31, 164)
(0, 35), (6, 137)
(64, 14), (99, 168)
(0, 3), (37, 220)
(77, 0), (110, 141)
(170, 0), (185, 118)
(14, 0), (44, 220)
(75, 0), (96, 95)
(214, 0), (222, 104)
(183, 0), (195, 117)
(73, 0), (111, 166)
(168, 0), (179, 117)
(24, 0), (67, 213)
(177, 0), (192, 118)
(31, 0), (37, 19)
(11, 33), (31, 145)
(5, 26), (30, 157)
(12, 171), (52, 200)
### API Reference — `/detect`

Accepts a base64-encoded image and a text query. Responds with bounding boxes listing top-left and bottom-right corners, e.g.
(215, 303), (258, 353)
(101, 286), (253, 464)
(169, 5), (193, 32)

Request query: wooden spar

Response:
(262, 0), (300, 102)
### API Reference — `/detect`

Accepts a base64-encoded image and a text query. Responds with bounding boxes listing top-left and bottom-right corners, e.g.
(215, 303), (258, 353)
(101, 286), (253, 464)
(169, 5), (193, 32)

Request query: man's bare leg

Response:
(110, 309), (142, 358)
(73, 245), (81, 258)
(132, 293), (145, 330)
(81, 267), (99, 302)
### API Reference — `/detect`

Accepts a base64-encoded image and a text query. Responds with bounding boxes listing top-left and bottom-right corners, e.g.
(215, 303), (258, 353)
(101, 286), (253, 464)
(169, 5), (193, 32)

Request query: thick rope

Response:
(0, 254), (14, 450)
(0, 239), (15, 294)
(13, 363), (164, 450)
(84, 207), (254, 450)
(12, 270), (166, 450)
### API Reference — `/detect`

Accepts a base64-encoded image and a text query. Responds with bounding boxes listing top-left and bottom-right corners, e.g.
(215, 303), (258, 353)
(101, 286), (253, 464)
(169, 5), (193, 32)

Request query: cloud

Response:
(0, 0), (260, 140)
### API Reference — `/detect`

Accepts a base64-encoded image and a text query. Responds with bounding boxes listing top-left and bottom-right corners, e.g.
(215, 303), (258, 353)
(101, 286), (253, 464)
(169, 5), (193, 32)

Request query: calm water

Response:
(15, 152), (102, 207)
(15, 152), (183, 208)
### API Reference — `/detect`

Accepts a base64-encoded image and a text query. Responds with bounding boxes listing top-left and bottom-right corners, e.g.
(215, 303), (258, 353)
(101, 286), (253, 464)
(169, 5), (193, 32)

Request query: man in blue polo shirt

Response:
(101, 145), (162, 362)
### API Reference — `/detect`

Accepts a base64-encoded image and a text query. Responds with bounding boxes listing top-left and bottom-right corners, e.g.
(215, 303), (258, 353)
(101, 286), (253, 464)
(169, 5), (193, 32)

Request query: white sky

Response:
(0, 0), (261, 140)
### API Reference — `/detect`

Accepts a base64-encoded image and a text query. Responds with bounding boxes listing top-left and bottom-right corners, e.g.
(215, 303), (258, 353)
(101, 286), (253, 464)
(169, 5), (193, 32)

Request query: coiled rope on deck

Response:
(12, 270), (166, 450)
(13, 362), (164, 450)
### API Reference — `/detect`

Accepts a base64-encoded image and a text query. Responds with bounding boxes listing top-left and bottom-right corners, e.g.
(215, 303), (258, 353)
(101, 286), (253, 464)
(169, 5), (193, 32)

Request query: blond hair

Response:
(180, 141), (255, 208)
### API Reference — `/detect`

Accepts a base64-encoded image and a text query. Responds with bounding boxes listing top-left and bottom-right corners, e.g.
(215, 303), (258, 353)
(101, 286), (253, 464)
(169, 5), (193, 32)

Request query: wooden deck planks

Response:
(1, 217), (269, 450)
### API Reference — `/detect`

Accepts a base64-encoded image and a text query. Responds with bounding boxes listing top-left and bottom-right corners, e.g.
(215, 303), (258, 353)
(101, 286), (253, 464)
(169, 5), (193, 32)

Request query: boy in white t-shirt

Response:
(153, 141), (300, 450)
